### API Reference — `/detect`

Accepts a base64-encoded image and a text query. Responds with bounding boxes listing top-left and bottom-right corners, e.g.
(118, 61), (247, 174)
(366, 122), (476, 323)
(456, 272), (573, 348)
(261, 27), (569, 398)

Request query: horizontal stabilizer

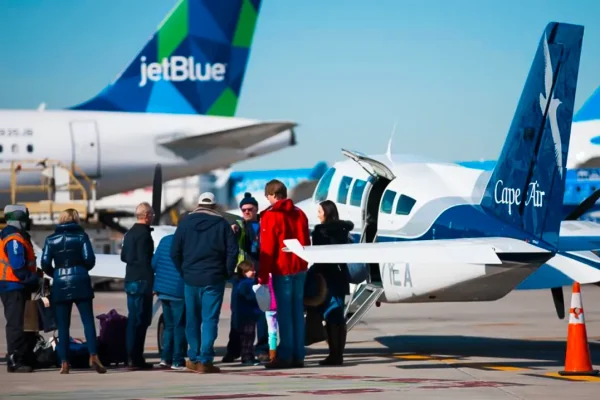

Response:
(517, 250), (600, 289)
(282, 238), (503, 265)
(160, 122), (296, 159)
(558, 220), (600, 251)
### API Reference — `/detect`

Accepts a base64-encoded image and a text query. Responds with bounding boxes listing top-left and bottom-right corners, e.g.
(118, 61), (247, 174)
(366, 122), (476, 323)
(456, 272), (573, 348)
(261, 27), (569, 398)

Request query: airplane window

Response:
(337, 176), (353, 204)
(0, 144), (3, 153)
(27, 144), (33, 153)
(396, 194), (416, 215)
(315, 167), (336, 202)
(11, 144), (18, 153)
(380, 189), (397, 214)
(350, 179), (367, 206)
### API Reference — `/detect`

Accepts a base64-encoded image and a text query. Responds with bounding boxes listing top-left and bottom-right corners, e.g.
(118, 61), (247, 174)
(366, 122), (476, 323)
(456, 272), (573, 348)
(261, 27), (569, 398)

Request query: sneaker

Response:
(256, 353), (270, 362)
(158, 360), (171, 368)
(241, 359), (261, 366)
(171, 364), (186, 370)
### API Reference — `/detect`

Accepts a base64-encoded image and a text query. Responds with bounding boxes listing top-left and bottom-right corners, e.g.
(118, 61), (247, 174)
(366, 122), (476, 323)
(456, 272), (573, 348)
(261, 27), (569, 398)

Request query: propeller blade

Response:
(152, 163), (162, 225)
(551, 287), (565, 319)
(565, 188), (600, 220)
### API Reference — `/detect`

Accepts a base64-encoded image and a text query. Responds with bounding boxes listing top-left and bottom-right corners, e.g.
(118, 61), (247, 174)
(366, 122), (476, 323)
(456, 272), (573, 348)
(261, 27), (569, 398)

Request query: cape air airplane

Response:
(0, 0), (297, 205)
(283, 22), (600, 325)
(33, 22), (600, 348)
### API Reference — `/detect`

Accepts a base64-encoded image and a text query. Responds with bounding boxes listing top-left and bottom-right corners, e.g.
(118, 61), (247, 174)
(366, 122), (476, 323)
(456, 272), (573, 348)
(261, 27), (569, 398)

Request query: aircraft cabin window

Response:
(395, 194), (416, 215)
(380, 189), (397, 214)
(315, 167), (336, 202)
(350, 179), (367, 206)
(11, 144), (18, 153)
(0, 144), (3, 153)
(27, 144), (33, 153)
(337, 176), (353, 204)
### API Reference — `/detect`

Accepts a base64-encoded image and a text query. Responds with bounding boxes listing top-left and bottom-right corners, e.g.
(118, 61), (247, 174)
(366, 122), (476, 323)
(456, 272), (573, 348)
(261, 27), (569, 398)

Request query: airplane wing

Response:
(35, 249), (126, 280)
(160, 122), (296, 160)
(87, 254), (126, 279)
(558, 220), (600, 251)
(281, 237), (533, 265)
(516, 250), (600, 288)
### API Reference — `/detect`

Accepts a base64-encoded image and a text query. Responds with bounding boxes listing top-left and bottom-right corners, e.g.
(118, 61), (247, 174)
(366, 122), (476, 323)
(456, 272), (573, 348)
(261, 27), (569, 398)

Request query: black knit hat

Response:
(239, 192), (258, 208)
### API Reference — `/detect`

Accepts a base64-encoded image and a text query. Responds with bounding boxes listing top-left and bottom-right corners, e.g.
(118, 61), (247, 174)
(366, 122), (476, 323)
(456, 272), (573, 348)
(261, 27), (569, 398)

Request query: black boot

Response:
(319, 323), (338, 366)
(7, 353), (33, 373)
(335, 323), (347, 365)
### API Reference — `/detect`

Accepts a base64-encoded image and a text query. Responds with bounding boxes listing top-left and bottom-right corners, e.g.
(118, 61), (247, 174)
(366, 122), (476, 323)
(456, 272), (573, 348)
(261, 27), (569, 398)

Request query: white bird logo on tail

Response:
(539, 33), (563, 178)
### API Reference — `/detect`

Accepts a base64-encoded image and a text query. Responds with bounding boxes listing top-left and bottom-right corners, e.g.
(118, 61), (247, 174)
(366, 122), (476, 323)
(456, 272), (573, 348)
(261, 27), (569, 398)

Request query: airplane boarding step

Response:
(345, 283), (384, 332)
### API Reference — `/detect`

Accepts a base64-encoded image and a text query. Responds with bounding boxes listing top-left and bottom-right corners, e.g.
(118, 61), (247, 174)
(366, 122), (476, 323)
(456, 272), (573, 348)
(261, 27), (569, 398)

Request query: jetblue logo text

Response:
(139, 56), (226, 87)
(494, 180), (545, 215)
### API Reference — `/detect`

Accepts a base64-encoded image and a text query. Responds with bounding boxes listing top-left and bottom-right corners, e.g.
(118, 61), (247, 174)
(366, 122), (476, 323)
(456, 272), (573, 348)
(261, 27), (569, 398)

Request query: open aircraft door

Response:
(341, 149), (396, 181)
(341, 149), (395, 284)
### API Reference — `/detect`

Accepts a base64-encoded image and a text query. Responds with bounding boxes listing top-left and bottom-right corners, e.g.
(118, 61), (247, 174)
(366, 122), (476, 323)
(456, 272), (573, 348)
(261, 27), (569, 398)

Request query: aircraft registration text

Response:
(381, 263), (413, 287)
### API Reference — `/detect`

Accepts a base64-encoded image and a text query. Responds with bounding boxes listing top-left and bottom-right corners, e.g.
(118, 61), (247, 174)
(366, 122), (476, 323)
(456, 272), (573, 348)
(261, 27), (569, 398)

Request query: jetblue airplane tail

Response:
(481, 22), (584, 249)
(70, 0), (262, 116)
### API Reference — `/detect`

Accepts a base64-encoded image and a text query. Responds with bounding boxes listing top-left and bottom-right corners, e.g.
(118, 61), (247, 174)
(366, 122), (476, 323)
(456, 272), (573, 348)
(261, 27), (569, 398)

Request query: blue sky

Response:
(1, 0), (600, 171)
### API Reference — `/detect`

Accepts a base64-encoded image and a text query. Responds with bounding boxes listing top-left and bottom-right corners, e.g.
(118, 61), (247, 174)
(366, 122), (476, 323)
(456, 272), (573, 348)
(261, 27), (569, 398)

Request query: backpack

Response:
(96, 309), (128, 366)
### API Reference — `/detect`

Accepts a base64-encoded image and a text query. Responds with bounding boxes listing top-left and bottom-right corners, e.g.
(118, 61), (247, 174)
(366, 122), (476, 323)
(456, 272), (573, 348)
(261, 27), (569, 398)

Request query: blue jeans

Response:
(160, 299), (186, 366)
(125, 280), (153, 364)
(272, 271), (307, 362)
(184, 282), (225, 364)
(54, 299), (97, 363)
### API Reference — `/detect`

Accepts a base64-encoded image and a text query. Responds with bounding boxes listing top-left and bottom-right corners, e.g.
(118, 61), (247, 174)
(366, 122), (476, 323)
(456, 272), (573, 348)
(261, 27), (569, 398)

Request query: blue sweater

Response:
(232, 277), (262, 327)
(170, 209), (238, 287)
(152, 234), (184, 300)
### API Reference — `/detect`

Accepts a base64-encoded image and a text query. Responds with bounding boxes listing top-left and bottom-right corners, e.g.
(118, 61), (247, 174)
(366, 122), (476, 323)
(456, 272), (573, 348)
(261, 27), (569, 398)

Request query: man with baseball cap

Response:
(0, 205), (42, 373)
(171, 192), (238, 373)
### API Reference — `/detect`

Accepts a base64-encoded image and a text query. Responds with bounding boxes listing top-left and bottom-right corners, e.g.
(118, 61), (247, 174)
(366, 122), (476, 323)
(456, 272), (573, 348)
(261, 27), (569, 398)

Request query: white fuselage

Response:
(0, 109), (294, 204)
(299, 154), (543, 305)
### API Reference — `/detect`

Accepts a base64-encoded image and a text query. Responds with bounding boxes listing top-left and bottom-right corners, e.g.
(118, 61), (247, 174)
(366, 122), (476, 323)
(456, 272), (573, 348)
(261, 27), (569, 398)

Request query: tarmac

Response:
(1, 284), (600, 399)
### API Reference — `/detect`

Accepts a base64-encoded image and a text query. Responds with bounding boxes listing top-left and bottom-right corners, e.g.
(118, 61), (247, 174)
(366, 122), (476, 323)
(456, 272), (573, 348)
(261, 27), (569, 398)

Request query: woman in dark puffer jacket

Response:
(41, 208), (105, 374)
(310, 200), (352, 365)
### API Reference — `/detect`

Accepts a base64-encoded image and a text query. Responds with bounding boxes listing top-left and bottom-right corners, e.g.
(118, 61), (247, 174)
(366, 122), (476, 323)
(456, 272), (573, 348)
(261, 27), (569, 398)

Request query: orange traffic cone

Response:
(558, 282), (599, 376)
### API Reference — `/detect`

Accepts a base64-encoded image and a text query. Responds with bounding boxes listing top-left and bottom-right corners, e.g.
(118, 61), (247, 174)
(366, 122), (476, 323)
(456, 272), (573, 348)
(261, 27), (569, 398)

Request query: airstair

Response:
(0, 159), (97, 225)
(344, 282), (384, 332)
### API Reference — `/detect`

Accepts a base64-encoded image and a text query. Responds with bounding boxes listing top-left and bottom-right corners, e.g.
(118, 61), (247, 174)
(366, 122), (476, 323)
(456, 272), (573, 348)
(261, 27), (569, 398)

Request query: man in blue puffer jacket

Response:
(152, 233), (186, 370)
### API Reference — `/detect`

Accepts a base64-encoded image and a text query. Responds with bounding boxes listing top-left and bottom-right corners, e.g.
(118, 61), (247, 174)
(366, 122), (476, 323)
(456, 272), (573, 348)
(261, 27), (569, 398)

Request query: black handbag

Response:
(36, 279), (57, 333)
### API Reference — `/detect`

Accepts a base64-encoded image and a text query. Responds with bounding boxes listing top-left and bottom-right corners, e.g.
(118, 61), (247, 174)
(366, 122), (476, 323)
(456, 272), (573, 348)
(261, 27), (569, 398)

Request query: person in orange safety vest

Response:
(0, 205), (42, 373)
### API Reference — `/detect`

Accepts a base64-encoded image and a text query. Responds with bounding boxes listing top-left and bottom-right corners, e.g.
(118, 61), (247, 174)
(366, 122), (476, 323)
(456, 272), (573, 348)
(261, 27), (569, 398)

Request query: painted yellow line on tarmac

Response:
(394, 354), (434, 360)
(485, 366), (529, 372)
(545, 372), (600, 382)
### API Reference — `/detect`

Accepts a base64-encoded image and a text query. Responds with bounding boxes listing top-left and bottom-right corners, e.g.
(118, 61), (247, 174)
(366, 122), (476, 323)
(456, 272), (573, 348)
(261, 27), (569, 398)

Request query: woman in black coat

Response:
(41, 208), (106, 374)
(310, 200), (352, 365)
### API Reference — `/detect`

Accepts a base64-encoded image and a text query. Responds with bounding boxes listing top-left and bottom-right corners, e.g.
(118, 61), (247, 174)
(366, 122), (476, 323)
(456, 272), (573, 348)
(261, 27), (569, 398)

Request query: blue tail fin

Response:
(70, 0), (262, 116)
(480, 22), (584, 249)
(573, 85), (600, 122)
